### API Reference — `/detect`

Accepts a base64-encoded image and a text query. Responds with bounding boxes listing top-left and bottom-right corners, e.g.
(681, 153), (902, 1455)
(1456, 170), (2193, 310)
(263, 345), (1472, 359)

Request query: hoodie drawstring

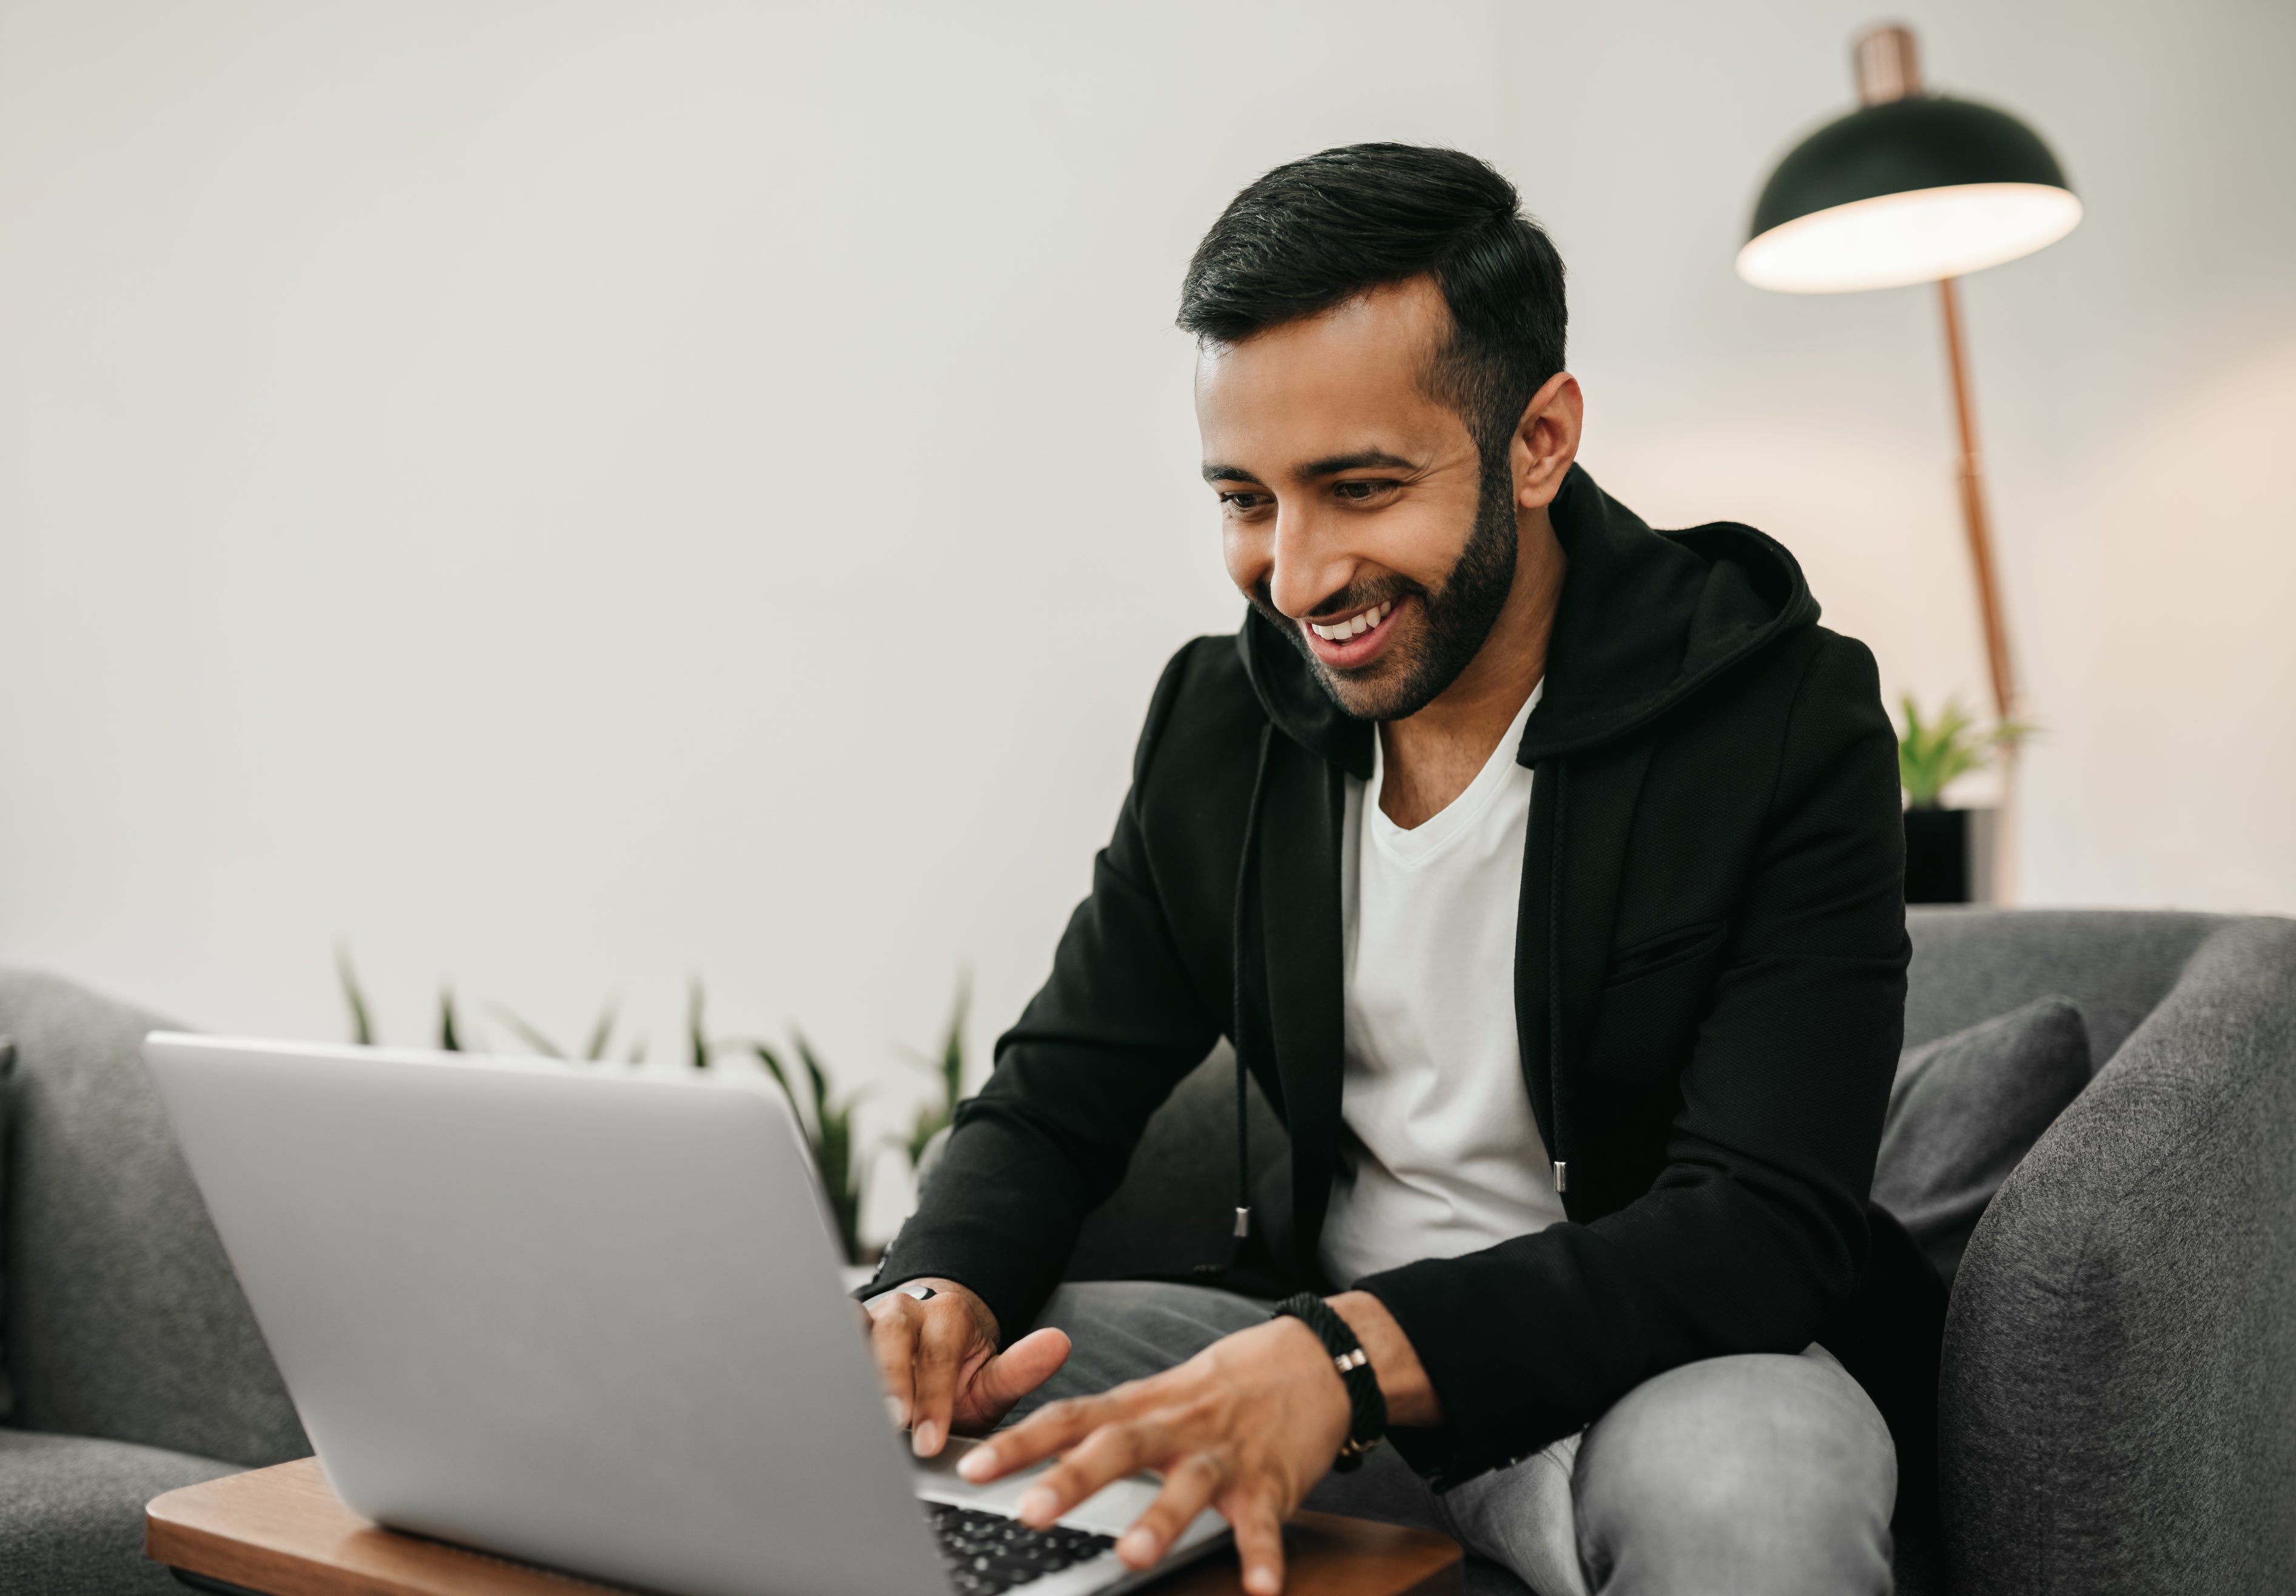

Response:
(1229, 724), (1276, 1241)
(1547, 760), (1571, 1198)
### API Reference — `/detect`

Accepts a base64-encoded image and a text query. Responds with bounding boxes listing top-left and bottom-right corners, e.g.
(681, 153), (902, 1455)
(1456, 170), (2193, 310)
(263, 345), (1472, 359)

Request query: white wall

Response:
(1, 2), (2288, 1239)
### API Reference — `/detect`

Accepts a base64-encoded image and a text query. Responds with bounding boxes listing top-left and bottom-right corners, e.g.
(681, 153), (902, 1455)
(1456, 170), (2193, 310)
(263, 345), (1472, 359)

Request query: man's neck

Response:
(1376, 510), (1566, 830)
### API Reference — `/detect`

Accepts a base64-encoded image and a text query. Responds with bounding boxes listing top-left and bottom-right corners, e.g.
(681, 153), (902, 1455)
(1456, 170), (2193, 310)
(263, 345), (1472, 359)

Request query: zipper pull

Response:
(1553, 1160), (1570, 1194)
(1234, 1205), (1252, 1239)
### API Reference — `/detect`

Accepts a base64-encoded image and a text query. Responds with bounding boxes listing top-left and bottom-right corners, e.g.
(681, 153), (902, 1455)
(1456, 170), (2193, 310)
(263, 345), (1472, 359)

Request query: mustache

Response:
(1249, 576), (1425, 629)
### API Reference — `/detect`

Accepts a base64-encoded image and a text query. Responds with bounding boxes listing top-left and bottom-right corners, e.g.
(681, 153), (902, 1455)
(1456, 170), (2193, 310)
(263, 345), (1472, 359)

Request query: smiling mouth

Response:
(1306, 599), (1393, 642)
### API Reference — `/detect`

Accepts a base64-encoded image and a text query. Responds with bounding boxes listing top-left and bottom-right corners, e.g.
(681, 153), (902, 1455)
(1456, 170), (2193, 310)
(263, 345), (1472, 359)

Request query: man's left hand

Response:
(955, 1313), (1350, 1596)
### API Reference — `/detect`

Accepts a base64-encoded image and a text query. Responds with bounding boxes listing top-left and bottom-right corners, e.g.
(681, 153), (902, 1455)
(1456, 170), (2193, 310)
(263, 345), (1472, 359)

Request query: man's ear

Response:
(1512, 372), (1583, 511)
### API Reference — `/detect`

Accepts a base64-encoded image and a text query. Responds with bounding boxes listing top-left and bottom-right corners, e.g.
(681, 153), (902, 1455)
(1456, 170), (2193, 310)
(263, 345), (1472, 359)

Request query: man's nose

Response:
(1265, 504), (1354, 620)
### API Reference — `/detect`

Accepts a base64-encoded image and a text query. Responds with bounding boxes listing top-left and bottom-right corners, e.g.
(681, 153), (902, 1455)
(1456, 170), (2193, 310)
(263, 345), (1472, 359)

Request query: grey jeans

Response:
(1012, 1281), (1896, 1596)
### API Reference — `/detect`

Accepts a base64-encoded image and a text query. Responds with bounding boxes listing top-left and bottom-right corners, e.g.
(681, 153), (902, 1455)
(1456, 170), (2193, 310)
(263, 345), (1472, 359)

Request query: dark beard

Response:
(1250, 460), (1519, 722)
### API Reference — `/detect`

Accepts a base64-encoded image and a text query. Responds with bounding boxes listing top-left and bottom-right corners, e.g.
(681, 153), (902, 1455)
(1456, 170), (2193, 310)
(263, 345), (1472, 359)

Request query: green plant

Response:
(487, 998), (621, 1062)
(752, 1033), (868, 1265)
(1896, 694), (2032, 809)
(337, 945), (376, 1045)
(335, 950), (477, 1054)
(904, 977), (971, 1169)
(688, 977), (713, 1071)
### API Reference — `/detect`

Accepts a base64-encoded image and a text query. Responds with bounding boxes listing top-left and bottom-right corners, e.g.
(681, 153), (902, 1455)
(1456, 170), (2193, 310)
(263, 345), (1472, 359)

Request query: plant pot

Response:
(1905, 806), (1997, 904)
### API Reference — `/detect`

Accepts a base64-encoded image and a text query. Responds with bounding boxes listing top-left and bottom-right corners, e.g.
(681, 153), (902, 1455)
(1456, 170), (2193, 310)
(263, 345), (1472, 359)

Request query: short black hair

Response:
(1177, 143), (1566, 470)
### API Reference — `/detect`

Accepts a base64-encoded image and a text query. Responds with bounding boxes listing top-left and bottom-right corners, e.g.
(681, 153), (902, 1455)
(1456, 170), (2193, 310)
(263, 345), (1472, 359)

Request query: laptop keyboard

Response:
(926, 1501), (1119, 1596)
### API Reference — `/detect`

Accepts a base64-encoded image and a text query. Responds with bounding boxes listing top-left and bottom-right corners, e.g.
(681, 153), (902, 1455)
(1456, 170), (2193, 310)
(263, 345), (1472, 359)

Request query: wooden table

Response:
(148, 1460), (1462, 1596)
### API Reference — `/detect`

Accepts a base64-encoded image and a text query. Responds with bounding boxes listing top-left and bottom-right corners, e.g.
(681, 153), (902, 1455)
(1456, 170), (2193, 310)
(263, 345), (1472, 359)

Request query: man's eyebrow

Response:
(1301, 449), (1418, 477)
(1200, 450), (1419, 486)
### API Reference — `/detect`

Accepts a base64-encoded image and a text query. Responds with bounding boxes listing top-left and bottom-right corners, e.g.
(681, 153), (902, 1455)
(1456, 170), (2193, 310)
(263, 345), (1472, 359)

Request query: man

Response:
(863, 143), (1936, 1596)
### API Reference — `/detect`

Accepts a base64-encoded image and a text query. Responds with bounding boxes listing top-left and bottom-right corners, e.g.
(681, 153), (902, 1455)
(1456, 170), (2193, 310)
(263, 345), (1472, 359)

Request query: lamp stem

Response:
(1936, 273), (2022, 904)
(1935, 275), (2018, 724)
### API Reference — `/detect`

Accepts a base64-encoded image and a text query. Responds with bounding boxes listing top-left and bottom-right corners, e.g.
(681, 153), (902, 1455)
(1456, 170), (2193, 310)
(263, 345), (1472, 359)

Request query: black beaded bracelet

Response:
(1271, 1293), (1387, 1472)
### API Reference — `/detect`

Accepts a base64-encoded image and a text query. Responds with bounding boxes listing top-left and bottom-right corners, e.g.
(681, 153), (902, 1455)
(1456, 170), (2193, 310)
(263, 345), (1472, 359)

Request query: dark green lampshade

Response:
(1739, 95), (2079, 293)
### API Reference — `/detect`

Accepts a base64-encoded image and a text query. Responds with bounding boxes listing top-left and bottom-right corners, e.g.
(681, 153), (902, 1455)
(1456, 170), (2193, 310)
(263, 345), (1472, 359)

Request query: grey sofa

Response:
(5, 909), (2291, 1594)
(0, 974), (308, 1595)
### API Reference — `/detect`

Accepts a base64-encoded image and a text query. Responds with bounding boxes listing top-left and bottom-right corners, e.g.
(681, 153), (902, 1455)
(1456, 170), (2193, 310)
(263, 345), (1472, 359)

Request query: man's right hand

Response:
(866, 1278), (1072, 1458)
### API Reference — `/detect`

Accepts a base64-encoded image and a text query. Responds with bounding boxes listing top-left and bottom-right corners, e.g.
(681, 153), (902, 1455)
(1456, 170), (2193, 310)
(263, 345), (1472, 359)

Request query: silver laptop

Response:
(142, 1033), (1228, 1596)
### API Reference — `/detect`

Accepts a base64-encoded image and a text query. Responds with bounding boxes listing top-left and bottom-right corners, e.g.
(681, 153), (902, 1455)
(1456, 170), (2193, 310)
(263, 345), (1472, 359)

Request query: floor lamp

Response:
(1738, 23), (2080, 899)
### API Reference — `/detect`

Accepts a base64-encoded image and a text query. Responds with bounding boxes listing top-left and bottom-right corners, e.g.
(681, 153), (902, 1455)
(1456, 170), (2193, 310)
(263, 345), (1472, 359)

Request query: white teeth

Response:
(1310, 603), (1394, 643)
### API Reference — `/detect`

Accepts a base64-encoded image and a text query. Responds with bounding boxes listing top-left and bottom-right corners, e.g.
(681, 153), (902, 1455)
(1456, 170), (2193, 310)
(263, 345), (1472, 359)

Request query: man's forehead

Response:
(1194, 285), (1462, 480)
(1194, 279), (1447, 391)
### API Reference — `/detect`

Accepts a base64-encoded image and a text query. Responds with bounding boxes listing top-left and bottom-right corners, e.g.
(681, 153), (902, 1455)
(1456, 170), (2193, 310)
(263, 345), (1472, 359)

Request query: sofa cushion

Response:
(0, 1427), (238, 1595)
(0, 970), (307, 1466)
(1873, 995), (2092, 1285)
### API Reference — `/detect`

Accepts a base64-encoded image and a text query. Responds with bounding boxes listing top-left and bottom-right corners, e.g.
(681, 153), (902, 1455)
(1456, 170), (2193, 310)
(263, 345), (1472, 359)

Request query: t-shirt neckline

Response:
(1365, 681), (1544, 869)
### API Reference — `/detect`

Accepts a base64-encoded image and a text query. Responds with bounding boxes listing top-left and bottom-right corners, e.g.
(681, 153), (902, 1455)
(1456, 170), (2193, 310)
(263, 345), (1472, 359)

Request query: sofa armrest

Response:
(1939, 917), (2296, 1595)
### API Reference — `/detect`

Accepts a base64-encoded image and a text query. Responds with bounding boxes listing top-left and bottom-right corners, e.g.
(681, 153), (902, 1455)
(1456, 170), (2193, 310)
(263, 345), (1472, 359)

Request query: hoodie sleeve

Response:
(1358, 630), (1910, 1485)
(866, 640), (1227, 1341)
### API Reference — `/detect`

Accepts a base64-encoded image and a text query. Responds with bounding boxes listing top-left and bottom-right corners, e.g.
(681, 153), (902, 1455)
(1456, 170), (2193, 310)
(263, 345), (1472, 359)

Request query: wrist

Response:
(1269, 1313), (1356, 1445)
(1327, 1290), (1443, 1428)
(1271, 1293), (1385, 1470)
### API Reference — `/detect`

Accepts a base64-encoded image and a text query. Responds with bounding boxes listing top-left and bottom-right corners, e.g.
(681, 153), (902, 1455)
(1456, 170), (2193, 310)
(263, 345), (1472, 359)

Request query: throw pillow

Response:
(1872, 995), (2091, 1287)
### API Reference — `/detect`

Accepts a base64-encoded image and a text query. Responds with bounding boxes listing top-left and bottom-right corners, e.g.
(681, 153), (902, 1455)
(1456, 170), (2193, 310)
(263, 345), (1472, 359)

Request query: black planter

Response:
(1904, 806), (1996, 904)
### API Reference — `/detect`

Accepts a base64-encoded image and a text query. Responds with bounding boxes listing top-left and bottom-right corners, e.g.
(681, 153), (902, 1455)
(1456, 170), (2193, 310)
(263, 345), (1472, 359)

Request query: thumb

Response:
(963, 1327), (1071, 1424)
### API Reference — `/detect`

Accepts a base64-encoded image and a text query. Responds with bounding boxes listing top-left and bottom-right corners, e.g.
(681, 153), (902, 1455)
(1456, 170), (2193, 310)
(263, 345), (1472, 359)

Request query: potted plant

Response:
(1896, 695), (2025, 903)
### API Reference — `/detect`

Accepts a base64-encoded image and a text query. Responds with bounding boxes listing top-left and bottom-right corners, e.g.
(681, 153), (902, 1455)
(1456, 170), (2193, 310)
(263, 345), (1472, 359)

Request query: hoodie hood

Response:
(1237, 463), (1820, 775)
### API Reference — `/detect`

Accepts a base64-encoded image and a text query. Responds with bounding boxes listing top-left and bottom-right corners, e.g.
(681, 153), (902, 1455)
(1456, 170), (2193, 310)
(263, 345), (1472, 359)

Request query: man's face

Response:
(1195, 277), (1517, 722)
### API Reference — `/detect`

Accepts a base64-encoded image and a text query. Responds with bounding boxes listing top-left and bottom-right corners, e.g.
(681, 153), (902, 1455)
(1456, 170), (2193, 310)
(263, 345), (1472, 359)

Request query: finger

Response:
(1114, 1451), (1224, 1569)
(867, 1297), (924, 1428)
(1225, 1493), (1288, 1596)
(908, 1299), (978, 1458)
(1019, 1414), (1176, 1529)
(959, 1327), (1071, 1430)
(959, 1392), (1114, 1483)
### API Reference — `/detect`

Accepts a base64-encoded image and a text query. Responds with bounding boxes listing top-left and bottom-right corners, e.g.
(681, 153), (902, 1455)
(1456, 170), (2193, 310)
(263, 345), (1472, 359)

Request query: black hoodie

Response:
(877, 465), (1939, 1493)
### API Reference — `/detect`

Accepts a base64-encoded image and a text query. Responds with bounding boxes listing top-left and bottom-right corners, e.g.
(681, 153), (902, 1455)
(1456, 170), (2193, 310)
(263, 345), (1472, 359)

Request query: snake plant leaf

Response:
(753, 1040), (804, 1129)
(438, 988), (463, 1052)
(337, 944), (376, 1046)
(758, 1034), (867, 1265)
(485, 1002), (565, 1059)
(584, 1002), (618, 1062)
(687, 978), (712, 1070)
(905, 978), (971, 1167)
(796, 1032), (831, 1123)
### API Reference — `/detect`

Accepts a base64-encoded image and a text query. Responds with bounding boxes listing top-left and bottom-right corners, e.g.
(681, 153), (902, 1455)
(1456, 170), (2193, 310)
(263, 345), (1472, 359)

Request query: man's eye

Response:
(1217, 491), (1267, 510)
(1334, 480), (1395, 502)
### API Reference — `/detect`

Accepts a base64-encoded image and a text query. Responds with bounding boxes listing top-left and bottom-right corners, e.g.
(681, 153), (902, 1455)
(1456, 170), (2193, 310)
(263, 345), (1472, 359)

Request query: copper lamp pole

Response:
(1936, 275), (2019, 722)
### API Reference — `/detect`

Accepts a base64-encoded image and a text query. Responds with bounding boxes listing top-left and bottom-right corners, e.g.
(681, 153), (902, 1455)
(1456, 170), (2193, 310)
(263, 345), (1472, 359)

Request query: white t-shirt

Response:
(1318, 683), (1566, 1287)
